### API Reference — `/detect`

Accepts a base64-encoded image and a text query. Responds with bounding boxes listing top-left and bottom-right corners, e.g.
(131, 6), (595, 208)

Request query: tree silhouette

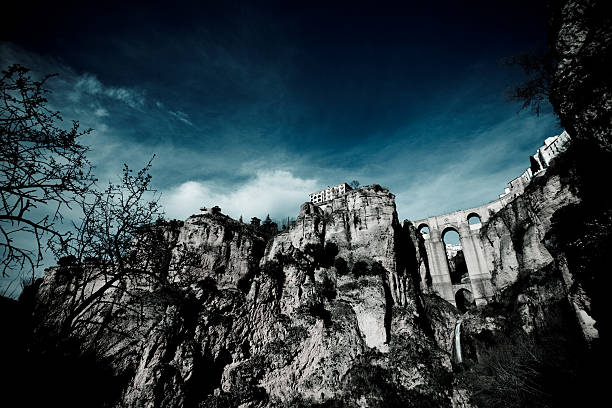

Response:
(504, 52), (556, 116)
(0, 64), (95, 277)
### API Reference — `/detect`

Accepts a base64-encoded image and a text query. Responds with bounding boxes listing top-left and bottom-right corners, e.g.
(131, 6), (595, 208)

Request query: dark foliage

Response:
(369, 261), (386, 277)
(257, 214), (279, 242)
(351, 261), (369, 277)
(321, 242), (339, 267)
(321, 274), (336, 300)
(57, 254), (78, 267)
(334, 256), (349, 276)
(306, 303), (332, 327)
(352, 260), (385, 277)
(0, 291), (131, 408)
(343, 352), (440, 408)
(461, 328), (587, 408)
(303, 241), (339, 269)
(504, 52), (556, 115)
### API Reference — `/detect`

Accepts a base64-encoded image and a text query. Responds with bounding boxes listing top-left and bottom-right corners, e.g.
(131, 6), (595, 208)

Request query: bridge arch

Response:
(441, 225), (461, 238)
(455, 288), (475, 313)
(412, 199), (501, 307)
(467, 212), (482, 225)
(442, 227), (469, 285)
(418, 223), (430, 236)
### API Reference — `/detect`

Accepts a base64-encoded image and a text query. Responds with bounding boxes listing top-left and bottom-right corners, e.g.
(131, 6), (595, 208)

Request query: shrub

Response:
(321, 274), (336, 300)
(304, 241), (339, 268)
(352, 261), (369, 277)
(304, 242), (323, 262)
(460, 329), (584, 408)
(57, 255), (77, 267)
(370, 262), (386, 277)
(334, 257), (349, 276)
(321, 242), (339, 267)
(307, 303), (331, 326)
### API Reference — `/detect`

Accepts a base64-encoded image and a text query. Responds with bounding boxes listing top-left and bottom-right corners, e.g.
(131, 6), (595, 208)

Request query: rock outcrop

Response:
(480, 170), (580, 292)
(549, 0), (612, 153)
(28, 185), (458, 408)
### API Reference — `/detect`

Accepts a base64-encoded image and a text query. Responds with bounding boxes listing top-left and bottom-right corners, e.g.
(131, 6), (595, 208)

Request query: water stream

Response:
(454, 320), (462, 364)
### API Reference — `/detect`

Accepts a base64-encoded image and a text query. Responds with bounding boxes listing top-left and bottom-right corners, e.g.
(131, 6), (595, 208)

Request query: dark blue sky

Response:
(1, 0), (560, 222)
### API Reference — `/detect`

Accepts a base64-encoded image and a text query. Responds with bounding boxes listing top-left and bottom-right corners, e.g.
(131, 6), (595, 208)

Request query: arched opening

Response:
(467, 212), (481, 226)
(442, 227), (469, 285)
(418, 224), (430, 237)
(455, 288), (475, 313)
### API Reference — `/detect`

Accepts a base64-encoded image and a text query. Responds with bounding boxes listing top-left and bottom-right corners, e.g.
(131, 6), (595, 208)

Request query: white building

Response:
(537, 130), (571, 168)
(445, 243), (462, 258)
(309, 183), (352, 205)
(500, 131), (571, 198)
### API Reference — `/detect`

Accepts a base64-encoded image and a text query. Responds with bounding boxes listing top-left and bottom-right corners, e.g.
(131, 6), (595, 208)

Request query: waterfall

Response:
(454, 320), (462, 364)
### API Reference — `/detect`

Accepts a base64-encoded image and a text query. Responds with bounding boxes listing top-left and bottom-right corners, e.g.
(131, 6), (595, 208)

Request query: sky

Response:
(1, 1), (561, 288)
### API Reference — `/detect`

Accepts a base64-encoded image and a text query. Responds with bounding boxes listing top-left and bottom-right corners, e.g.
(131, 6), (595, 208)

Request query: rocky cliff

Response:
(454, 146), (606, 407)
(549, 0), (612, 154)
(15, 156), (607, 408)
(24, 185), (460, 408)
(480, 169), (580, 292)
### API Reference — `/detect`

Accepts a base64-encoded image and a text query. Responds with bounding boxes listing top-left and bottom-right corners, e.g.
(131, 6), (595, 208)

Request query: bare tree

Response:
(45, 160), (173, 337)
(504, 52), (556, 116)
(0, 64), (94, 277)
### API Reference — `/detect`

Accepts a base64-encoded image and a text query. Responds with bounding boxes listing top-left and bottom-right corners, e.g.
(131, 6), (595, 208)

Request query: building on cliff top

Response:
(309, 183), (353, 205)
(499, 130), (571, 199)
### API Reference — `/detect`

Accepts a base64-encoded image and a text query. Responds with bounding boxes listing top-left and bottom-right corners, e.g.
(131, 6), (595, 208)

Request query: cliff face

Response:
(263, 186), (411, 351)
(27, 163), (605, 408)
(480, 171), (580, 292)
(550, 0), (612, 153)
(30, 185), (459, 408)
(468, 148), (602, 342)
(454, 148), (605, 407)
(265, 185), (410, 304)
(171, 214), (266, 289)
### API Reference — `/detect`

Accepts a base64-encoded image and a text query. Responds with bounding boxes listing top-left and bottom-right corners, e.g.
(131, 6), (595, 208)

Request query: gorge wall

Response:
(27, 185), (465, 407)
(15, 144), (606, 408)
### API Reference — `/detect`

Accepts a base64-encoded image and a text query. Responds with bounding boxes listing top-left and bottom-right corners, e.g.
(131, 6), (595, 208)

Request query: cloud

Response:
(161, 170), (319, 221)
(70, 73), (146, 108)
(167, 110), (194, 126)
(393, 112), (560, 221)
(94, 107), (109, 117)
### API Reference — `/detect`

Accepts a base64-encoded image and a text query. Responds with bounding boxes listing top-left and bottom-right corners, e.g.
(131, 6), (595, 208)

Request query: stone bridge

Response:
(413, 195), (514, 308)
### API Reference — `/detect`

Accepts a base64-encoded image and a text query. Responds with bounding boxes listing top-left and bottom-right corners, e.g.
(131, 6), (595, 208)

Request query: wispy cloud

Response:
(69, 73), (146, 108)
(393, 112), (560, 221)
(167, 110), (194, 126)
(0, 41), (562, 227)
(161, 170), (319, 221)
(94, 107), (109, 117)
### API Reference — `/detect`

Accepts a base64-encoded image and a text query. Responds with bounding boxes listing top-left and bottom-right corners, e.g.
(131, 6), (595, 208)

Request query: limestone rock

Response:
(173, 214), (266, 289)
(30, 186), (462, 407)
(480, 173), (580, 292)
